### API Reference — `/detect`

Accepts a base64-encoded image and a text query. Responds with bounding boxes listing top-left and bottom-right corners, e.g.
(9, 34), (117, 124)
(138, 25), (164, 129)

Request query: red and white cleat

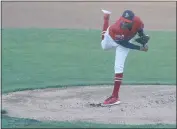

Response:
(101, 96), (121, 106)
(101, 9), (112, 14)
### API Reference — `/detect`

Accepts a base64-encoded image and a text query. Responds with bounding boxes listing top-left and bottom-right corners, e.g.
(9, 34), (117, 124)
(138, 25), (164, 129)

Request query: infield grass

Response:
(2, 115), (176, 128)
(2, 29), (176, 93)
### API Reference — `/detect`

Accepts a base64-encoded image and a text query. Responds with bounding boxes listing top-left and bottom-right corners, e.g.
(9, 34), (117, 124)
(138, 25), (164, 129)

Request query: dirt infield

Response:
(2, 2), (176, 125)
(2, 85), (176, 124)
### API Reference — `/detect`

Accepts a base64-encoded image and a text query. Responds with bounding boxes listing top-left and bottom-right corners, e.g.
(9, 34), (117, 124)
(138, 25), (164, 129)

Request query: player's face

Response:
(121, 21), (133, 29)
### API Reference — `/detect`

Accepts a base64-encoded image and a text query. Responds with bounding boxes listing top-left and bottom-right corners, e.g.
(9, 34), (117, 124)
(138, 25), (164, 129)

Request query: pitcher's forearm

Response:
(115, 40), (141, 50)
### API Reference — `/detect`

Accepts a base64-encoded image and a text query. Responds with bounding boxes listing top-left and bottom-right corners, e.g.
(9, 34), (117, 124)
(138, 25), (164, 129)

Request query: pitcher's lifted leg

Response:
(101, 10), (118, 50)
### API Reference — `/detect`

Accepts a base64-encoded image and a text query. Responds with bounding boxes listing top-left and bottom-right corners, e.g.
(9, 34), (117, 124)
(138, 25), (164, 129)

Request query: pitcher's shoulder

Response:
(109, 23), (119, 31)
(134, 16), (143, 23)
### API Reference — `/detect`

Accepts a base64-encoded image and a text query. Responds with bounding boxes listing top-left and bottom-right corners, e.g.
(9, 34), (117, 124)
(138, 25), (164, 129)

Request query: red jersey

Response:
(108, 16), (144, 41)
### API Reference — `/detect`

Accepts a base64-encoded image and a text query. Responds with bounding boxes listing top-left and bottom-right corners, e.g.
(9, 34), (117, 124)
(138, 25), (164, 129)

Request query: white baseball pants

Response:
(101, 28), (130, 73)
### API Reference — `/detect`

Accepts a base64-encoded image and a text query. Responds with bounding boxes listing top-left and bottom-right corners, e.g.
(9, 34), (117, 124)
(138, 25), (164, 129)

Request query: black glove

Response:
(135, 35), (150, 46)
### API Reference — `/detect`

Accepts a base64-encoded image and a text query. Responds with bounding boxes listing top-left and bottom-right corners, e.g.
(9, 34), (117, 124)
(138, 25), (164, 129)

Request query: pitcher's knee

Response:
(101, 41), (109, 50)
(101, 44), (108, 50)
(114, 65), (124, 73)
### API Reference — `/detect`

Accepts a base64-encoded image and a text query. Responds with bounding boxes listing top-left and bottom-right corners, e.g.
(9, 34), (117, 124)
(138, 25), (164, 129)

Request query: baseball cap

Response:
(121, 10), (135, 23)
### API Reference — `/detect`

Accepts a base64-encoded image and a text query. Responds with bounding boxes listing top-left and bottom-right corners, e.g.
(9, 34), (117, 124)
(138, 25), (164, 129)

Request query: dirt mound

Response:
(2, 85), (176, 124)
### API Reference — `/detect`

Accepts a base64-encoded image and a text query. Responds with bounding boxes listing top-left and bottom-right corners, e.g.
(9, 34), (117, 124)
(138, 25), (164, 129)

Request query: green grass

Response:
(2, 29), (176, 93)
(2, 29), (176, 128)
(2, 115), (176, 128)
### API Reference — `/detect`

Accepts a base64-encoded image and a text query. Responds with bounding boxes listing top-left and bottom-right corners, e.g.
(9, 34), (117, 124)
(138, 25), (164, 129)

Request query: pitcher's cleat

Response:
(101, 96), (121, 107)
(101, 9), (112, 14)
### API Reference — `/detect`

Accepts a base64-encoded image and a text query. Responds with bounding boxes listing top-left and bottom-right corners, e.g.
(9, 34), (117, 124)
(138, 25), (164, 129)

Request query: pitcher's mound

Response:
(2, 85), (176, 124)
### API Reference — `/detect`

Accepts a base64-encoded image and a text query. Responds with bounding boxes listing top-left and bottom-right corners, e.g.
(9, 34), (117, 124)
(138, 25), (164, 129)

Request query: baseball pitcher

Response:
(101, 10), (150, 106)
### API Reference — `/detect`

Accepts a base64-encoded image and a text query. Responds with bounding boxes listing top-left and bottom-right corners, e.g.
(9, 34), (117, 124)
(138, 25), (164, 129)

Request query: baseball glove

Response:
(135, 35), (150, 46)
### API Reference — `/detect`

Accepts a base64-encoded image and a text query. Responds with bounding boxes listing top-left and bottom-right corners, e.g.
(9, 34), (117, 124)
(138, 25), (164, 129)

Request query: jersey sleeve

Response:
(137, 18), (145, 37)
(116, 40), (141, 50)
(138, 18), (144, 31)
